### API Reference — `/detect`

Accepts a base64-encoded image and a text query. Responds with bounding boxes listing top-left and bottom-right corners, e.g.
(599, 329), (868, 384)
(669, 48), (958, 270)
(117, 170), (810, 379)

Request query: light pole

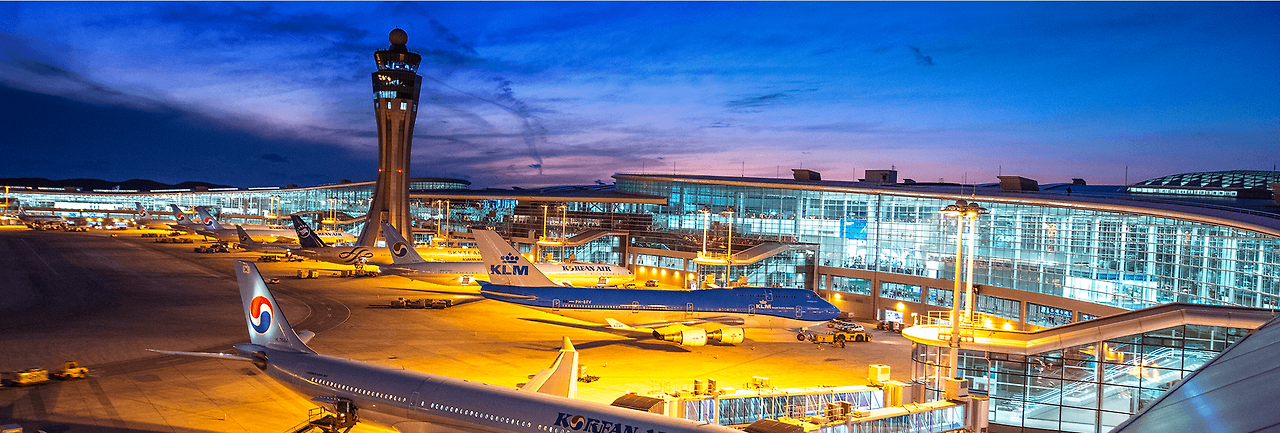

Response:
(698, 208), (710, 258)
(723, 207), (735, 286)
(939, 200), (987, 379)
(559, 204), (567, 261)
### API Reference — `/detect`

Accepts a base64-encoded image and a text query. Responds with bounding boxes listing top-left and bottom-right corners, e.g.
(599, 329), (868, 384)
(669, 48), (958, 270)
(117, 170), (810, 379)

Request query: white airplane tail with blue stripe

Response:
(473, 229), (558, 287)
(195, 206), (224, 231)
(235, 261), (313, 353)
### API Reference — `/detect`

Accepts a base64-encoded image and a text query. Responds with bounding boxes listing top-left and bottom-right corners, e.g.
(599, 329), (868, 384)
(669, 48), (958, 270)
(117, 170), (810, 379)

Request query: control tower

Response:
(358, 29), (423, 245)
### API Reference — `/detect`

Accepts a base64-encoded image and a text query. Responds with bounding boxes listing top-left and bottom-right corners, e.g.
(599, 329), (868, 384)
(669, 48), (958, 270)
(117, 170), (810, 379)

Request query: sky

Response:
(1, 2), (1277, 189)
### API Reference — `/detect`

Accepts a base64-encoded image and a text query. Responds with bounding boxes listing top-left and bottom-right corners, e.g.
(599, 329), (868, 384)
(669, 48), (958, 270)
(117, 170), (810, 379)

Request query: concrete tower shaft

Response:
(358, 29), (423, 246)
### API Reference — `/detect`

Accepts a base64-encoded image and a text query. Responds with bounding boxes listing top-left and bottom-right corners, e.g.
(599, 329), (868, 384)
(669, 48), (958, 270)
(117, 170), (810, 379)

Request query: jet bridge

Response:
(903, 302), (1274, 356)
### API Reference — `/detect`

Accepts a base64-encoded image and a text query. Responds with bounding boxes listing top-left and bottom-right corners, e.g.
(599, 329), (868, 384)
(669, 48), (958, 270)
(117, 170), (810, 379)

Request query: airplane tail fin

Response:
(134, 202), (152, 223)
(235, 261), (314, 353)
(169, 204), (189, 224)
(291, 215), (328, 248)
(472, 229), (558, 287)
(380, 223), (426, 264)
(195, 206), (223, 231)
(519, 337), (579, 398)
(236, 226), (257, 245)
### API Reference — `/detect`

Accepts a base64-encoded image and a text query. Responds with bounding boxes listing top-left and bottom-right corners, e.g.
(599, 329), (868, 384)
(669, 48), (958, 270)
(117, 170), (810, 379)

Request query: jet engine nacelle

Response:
(653, 328), (708, 347)
(707, 327), (745, 344)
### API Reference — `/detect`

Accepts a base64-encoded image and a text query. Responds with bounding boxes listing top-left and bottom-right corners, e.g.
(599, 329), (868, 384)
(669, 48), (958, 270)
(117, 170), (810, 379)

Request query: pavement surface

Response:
(0, 227), (915, 432)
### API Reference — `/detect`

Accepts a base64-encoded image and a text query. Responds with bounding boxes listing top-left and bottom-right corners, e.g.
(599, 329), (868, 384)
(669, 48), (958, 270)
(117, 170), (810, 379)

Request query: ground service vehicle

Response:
(798, 330), (872, 348)
(54, 362), (88, 380)
(6, 368), (49, 386)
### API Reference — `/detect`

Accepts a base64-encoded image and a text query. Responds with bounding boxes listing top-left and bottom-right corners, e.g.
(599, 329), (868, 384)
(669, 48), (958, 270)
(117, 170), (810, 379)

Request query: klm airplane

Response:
(152, 261), (739, 433)
(289, 215), (393, 265)
(380, 223), (634, 287)
(471, 230), (842, 347)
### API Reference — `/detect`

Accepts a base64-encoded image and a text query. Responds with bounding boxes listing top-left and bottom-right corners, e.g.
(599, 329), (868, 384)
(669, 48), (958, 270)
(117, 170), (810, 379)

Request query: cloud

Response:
(909, 46), (935, 66)
(726, 93), (788, 113)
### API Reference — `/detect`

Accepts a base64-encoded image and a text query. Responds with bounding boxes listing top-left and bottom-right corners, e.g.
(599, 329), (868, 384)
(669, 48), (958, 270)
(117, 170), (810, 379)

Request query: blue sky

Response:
(1, 2), (1277, 188)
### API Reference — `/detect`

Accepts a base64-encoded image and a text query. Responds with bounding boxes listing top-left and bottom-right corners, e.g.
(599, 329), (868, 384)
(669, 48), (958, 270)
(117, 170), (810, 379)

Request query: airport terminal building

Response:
(5, 170), (1279, 432)
(6, 170), (1279, 322)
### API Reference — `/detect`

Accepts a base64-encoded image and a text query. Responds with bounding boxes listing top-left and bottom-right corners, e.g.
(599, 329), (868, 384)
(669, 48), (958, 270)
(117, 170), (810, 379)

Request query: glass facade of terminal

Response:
(615, 176), (1280, 311)
(910, 324), (1249, 433)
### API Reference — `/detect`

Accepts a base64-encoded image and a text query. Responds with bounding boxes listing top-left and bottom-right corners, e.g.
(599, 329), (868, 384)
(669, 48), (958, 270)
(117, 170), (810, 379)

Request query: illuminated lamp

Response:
(896, 302), (905, 312)
(1002, 322), (1013, 331)
(834, 293), (842, 301)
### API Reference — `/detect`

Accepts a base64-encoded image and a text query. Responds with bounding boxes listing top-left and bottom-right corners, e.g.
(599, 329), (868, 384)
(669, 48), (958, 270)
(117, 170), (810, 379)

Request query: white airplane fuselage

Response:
(253, 344), (736, 433)
(382, 262), (635, 287)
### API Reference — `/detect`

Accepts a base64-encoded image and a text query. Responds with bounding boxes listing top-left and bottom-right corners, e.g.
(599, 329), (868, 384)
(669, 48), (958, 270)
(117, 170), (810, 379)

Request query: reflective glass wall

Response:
(616, 176), (1280, 310)
(910, 325), (1249, 433)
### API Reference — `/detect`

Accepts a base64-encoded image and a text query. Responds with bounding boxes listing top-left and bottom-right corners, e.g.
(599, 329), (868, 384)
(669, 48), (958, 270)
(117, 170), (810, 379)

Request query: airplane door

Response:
(765, 290), (774, 303)
(748, 305), (756, 316)
(295, 363), (307, 385)
(631, 301), (640, 314)
(409, 391), (420, 415)
(686, 302), (695, 319)
(552, 299), (561, 311)
(796, 306), (804, 319)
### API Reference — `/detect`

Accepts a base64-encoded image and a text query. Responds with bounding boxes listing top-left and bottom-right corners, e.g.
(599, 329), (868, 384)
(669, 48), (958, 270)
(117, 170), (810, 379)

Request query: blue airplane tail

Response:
(291, 215), (328, 248)
(235, 260), (313, 353)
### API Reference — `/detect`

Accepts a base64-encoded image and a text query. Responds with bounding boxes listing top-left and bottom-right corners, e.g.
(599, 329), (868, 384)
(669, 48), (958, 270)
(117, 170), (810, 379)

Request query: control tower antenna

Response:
(358, 28), (423, 246)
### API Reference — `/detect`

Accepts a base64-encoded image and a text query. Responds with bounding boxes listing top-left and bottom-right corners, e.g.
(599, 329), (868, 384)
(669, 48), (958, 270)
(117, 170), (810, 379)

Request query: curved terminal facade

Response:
(613, 173), (1280, 321)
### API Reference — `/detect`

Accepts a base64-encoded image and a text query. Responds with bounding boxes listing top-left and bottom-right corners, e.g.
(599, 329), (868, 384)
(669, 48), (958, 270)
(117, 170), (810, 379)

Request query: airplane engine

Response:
(653, 328), (708, 346)
(707, 327), (745, 344)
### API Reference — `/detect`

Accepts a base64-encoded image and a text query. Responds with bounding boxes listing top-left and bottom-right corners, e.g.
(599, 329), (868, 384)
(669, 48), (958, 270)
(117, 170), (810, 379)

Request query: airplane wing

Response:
(146, 349), (253, 361)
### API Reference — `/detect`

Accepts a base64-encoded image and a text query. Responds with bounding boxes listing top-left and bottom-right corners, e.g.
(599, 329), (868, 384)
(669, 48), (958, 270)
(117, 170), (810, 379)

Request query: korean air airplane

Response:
(471, 230), (841, 347)
(151, 261), (739, 433)
(16, 206), (66, 229)
(236, 225), (301, 253)
(379, 223), (634, 287)
(290, 215), (393, 266)
(195, 206), (356, 244)
(167, 204), (203, 233)
(133, 202), (175, 230)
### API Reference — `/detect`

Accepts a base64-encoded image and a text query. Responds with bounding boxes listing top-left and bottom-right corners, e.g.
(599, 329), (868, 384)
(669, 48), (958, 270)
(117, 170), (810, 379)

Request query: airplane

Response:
(471, 229), (842, 347)
(150, 260), (740, 433)
(194, 206), (357, 244)
(167, 204), (204, 233)
(289, 215), (393, 266)
(379, 223), (634, 287)
(16, 206), (66, 230)
(134, 202), (176, 230)
(236, 226), (301, 253)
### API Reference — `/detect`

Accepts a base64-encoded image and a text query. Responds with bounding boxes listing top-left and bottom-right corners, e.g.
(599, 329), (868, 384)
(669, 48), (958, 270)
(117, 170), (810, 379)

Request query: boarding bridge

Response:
(904, 302), (1273, 356)
(613, 366), (989, 433)
(903, 303), (1275, 433)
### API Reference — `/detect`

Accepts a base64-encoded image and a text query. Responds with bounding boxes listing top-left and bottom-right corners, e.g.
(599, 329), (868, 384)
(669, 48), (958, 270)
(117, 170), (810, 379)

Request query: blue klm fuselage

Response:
(480, 282), (841, 328)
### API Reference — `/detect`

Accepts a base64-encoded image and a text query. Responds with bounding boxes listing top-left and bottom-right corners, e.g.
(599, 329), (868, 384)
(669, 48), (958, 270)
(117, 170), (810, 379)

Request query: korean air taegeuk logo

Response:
(250, 296), (273, 334)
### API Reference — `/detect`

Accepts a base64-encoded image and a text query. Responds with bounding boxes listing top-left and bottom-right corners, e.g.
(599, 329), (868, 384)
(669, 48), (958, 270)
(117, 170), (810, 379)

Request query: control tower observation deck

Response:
(358, 28), (423, 245)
